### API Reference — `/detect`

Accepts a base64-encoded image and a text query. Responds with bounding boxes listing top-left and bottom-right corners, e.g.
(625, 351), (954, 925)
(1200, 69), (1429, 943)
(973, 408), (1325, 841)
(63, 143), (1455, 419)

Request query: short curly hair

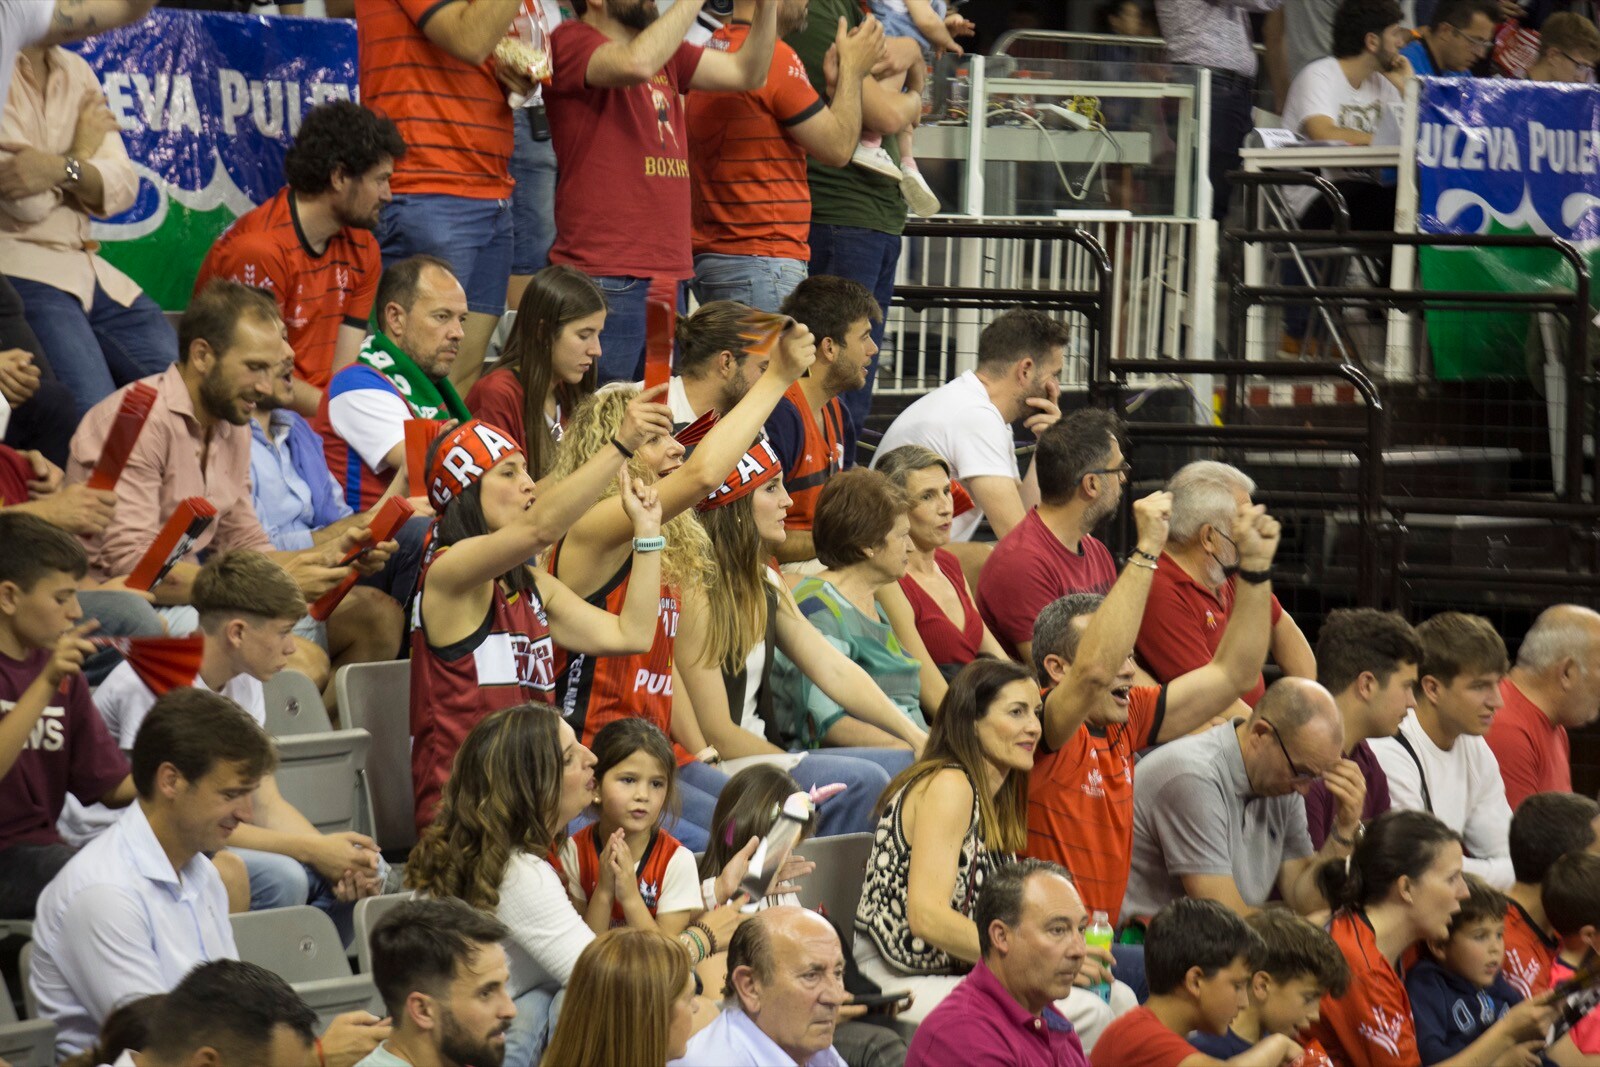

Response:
(283, 101), (406, 195)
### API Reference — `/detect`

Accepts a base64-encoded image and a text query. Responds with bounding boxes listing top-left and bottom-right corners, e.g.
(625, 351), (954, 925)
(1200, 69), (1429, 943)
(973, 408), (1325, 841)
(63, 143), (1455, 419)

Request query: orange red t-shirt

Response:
(1135, 552), (1284, 707)
(1308, 911), (1418, 1067)
(1502, 898), (1558, 999)
(356, 0), (514, 198)
(1088, 1006), (1200, 1067)
(686, 23), (822, 261)
(1026, 685), (1165, 927)
(194, 189), (380, 387)
(1486, 677), (1571, 810)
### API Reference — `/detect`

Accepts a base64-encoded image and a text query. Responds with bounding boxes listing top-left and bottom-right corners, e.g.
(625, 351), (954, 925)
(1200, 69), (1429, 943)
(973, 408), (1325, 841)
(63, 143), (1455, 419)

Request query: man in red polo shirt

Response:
(357, 0), (524, 393)
(1025, 492), (1282, 930)
(686, 0), (883, 313)
(1489, 603), (1600, 808)
(545, 0), (781, 384)
(1135, 460), (1314, 710)
(196, 102), (404, 414)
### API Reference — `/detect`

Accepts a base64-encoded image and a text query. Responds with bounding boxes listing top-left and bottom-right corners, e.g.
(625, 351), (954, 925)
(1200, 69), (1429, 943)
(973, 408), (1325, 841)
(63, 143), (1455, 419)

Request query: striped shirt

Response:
(1153, 0), (1282, 77)
(357, 0), (514, 198)
(687, 24), (823, 261)
(195, 189), (380, 387)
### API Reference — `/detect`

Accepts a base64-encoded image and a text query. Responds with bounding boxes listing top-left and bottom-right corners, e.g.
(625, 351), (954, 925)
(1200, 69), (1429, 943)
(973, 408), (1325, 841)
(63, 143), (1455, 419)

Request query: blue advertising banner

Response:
(1414, 76), (1600, 379)
(69, 9), (356, 310)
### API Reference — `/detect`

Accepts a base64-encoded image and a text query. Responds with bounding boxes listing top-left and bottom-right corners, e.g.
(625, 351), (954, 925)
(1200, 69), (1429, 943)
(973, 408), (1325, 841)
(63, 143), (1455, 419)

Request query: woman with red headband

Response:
(673, 439), (931, 839)
(408, 392), (673, 832)
(539, 322), (815, 852)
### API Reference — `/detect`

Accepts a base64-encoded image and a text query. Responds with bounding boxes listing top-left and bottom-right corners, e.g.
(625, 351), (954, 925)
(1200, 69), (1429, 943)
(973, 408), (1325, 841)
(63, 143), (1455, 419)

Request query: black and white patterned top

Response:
(853, 766), (1012, 976)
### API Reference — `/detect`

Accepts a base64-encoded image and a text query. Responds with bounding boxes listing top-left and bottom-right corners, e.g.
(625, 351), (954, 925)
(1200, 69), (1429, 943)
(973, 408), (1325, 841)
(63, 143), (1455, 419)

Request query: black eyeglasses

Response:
(1263, 719), (1319, 784)
(1560, 49), (1596, 76)
(1090, 462), (1132, 480)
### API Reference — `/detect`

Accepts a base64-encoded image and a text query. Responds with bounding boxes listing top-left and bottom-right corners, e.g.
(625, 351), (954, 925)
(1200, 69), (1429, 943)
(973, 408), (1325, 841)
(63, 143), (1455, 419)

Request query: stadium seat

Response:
(352, 892), (412, 974)
(231, 906), (381, 1028)
(793, 832), (874, 950)
(262, 669), (334, 736)
(0, 960), (53, 1066)
(16, 942), (37, 1020)
(335, 661), (415, 852)
(273, 729), (374, 837)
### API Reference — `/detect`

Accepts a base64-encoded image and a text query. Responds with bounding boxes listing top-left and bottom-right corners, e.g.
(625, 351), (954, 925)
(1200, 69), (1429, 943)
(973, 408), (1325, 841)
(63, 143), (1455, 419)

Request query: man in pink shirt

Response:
(1489, 604), (1600, 809)
(66, 280), (402, 692)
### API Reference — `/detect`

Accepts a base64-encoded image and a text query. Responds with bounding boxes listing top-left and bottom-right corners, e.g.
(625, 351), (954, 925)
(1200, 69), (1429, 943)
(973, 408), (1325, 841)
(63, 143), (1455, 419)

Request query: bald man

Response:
(1123, 677), (1368, 920)
(1489, 604), (1600, 809)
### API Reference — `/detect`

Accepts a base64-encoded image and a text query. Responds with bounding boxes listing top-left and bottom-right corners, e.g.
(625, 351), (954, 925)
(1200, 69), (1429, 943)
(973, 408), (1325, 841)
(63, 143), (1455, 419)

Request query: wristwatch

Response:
(61, 156), (82, 187)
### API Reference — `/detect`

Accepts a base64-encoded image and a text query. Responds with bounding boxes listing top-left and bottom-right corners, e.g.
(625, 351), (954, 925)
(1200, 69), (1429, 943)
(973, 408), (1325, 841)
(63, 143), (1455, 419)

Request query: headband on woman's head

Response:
(697, 440), (783, 512)
(426, 420), (524, 512)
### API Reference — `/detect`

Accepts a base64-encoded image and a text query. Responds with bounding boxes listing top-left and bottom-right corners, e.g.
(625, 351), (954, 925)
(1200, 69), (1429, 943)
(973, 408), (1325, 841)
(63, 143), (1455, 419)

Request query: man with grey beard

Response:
(543, 0), (780, 386)
(976, 409), (1129, 664)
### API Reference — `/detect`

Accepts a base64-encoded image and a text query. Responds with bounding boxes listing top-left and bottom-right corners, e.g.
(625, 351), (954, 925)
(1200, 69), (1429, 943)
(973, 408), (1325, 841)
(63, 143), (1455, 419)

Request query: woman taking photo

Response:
(773, 468), (946, 743)
(408, 400), (670, 832)
(851, 658), (1129, 1044)
(874, 445), (1009, 673)
(466, 265), (603, 477)
(540, 927), (703, 1067)
(539, 322), (814, 849)
(408, 704), (746, 1067)
(674, 440), (930, 838)
(1309, 809), (1556, 1067)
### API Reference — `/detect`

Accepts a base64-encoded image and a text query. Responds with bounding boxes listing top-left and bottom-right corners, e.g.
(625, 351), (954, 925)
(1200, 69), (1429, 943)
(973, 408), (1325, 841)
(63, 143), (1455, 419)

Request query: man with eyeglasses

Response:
(1135, 460), (1315, 711)
(1526, 11), (1600, 81)
(976, 408), (1128, 663)
(1402, 0), (1501, 73)
(1122, 676), (1367, 922)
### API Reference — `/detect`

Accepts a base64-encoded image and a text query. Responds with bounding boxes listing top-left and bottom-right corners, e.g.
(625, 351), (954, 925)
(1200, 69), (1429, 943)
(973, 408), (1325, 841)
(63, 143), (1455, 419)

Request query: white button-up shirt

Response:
(31, 800), (236, 1056)
(670, 1006), (847, 1067)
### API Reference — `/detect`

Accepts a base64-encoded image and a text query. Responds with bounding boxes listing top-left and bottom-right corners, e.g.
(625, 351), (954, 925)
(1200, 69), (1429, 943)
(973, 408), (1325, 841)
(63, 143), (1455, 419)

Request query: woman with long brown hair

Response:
(407, 703), (745, 1067)
(466, 265), (603, 477)
(540, 927), (703, 1067)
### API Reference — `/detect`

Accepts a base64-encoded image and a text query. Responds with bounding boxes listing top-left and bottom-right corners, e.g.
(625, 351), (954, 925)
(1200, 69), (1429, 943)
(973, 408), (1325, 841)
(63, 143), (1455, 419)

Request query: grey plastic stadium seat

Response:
(352, 892), (413, 975)
(793, 832), (874, 951)
(335, 661), (415, 851)
(231, 906), (381, 1028)
(273, 729), (373, 837)
(262, 669), (334, 736)
(0, 961), (54, 1065)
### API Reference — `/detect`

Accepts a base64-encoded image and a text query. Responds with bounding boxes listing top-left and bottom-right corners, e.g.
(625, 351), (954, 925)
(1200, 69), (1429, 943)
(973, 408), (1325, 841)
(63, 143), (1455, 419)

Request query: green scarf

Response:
(357, 330), (471, 423)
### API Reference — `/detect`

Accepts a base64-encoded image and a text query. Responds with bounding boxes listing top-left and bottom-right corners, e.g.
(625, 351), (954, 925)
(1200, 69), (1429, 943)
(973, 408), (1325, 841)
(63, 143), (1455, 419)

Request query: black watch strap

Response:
(1236, 567), (1271, 585)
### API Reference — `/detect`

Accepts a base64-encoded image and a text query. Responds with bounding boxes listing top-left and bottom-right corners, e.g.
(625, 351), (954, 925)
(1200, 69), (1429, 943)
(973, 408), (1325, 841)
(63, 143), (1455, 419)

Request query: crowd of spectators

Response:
(5, 0), (1600, 1066)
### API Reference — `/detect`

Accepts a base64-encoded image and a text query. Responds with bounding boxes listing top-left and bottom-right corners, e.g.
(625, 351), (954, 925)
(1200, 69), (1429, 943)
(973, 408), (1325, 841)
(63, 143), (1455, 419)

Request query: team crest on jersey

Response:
(1503, 950), (1540, 999)
(513, 633), (557, 689)
(638, 879), (660, 910)
(1358, 1006), (1405, 1056)
(1081, 767), (1106, 798)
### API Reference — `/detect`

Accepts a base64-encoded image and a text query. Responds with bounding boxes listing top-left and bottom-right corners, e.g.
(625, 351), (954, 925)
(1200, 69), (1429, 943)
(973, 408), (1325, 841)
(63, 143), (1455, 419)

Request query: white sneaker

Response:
(851, 143), (903, 181)
(900, 165), (941, 216)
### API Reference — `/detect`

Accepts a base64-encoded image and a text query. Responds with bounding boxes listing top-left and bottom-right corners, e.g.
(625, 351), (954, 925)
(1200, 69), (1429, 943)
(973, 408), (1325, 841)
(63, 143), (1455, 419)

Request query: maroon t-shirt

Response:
(977, 510), (1118, 658)
(545, 22), (703, 280)
(1303, 739), (1392, 849)
(0, 445), (32, 505)
(0, 648), (129, 850)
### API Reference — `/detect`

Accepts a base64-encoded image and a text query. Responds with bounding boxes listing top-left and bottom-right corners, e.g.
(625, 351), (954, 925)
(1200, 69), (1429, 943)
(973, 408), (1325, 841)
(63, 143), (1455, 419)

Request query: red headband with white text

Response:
(698, 440), (783, 512)
(427, 420), (524, 512)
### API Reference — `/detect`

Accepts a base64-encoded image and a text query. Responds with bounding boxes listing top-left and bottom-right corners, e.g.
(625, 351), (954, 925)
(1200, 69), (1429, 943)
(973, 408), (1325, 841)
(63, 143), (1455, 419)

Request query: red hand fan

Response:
(309, 496), (416, 621)
(673, 407), (720, 448)
(737, 310), (793, 362)
(89, 635), (205, 696)
(951, 480), (975, 517)
(86, 381), (158, 491)
(645, 298), (675, 393)
(125, 497), (218, 592)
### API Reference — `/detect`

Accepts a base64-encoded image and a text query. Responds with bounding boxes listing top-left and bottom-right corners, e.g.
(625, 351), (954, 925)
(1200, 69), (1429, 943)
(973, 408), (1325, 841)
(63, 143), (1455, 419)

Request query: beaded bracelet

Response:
(690, 919), (720, 956)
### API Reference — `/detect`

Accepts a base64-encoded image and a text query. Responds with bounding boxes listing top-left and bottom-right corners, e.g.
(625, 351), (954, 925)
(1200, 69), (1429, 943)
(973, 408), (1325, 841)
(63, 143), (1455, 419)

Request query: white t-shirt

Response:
(328, 368), (411, 474)
(1280, 56), (1402, 213)
(1370, 710), (1515, 889)
(872, 370), (1017, 541)
(554, 829), (702, 919)
(0, 0), (53, 107)
(58, 665), (265, 846)
(497, 851), (596, 998)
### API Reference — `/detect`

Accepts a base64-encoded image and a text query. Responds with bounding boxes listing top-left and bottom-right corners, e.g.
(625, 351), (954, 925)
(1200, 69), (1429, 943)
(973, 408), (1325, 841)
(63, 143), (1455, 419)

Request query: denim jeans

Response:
(0, 842), (75, 919)
(78, 589), (167, 684)
(8, 277), (177, 418)
(1207, 73), (1256, 223)
(510, 116), (559, 276)
(502, 984), (557, 1067)
(692, 253), (808, 314)
(807, 224), (902, 448)
(233, 847), (355, 945)
(673, 758), (730, 853)
(377, 193), (515, 317)
(590, 275), (687, 387)
(792, 748), (913, 837)
(354, 513), (431, 611)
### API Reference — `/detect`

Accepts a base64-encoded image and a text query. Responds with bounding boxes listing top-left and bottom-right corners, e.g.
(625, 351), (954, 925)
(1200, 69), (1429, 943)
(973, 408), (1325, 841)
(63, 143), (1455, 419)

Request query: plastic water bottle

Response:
(1085, 910), (1114, 1003)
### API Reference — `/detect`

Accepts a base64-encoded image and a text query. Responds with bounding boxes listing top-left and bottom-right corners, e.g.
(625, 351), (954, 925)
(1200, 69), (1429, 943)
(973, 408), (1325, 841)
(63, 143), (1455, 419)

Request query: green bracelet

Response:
(633, 535), (666, 553)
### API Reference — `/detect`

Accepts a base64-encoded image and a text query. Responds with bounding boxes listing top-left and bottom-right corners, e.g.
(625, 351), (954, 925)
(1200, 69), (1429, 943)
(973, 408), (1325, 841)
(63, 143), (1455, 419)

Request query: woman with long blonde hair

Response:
(851, 658), (1133, 1042)
(540, 927), (703, 1067)
(540, 322), (815, 851)
(407, 703), (745, 1067)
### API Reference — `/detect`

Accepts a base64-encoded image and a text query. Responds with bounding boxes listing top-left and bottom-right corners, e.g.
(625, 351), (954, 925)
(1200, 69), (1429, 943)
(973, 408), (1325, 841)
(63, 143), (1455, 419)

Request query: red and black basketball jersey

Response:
(550, 823), (687, 927)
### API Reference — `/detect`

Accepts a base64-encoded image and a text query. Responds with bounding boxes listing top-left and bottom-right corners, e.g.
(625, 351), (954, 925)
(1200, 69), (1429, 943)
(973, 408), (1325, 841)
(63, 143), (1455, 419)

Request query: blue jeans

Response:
(377, 194), (515, 317)
(9, 277), (176, 418)
(78, 589), (167, 685)
(793, 748), (913, 837)
(807, 224), (902, 448)
(590, 275), (687, 386)
(510, 116), (559, 276)
(233, 847), (355, 946)
(501, 984), (557, 1067)
(355, 513), (431, 610)
(692, 253), (808, 314)
(673, 759), (729, 853)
